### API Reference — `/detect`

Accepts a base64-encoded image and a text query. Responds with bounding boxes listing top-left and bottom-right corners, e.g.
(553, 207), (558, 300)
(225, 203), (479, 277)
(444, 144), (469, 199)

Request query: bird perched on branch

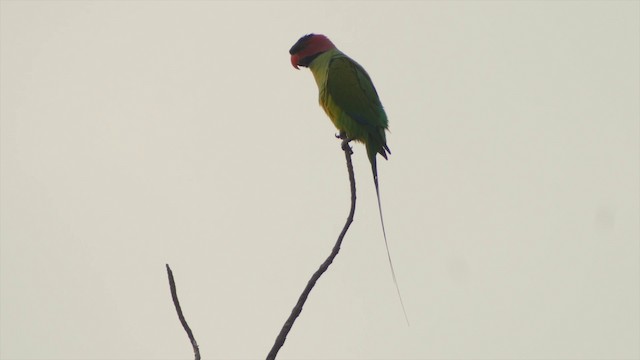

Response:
(289, 33), (408, 324)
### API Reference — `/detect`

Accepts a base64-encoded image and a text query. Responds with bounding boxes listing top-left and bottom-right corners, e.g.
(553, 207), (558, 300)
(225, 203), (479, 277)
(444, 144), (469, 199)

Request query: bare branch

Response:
(267, 133), (357, 360)
(166, 264), (201, 360)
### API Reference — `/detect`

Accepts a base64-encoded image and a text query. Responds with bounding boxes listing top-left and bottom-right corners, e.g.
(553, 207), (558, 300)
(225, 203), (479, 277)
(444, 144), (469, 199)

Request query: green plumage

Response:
(308, 49), (390, 167)
(307, 49), (391, 221)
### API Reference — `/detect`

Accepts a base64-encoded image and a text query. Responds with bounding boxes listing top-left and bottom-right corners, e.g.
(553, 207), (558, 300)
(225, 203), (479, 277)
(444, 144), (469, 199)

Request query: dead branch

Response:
(266, 133), (357, 359)
(166, 264), (201, 360)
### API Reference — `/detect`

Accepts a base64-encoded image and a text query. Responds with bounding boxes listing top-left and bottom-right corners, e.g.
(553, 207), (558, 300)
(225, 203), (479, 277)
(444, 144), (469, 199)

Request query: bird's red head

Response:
(289, 34), (336, 69)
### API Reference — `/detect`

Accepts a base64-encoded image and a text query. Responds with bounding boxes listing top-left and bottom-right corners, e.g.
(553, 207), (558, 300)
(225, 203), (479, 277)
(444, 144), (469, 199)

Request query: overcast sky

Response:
(1, 1), (639, 359)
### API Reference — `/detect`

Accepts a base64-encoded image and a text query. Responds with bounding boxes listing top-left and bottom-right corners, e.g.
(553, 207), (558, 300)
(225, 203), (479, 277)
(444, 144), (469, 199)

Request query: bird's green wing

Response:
(326, 56), (388, 130)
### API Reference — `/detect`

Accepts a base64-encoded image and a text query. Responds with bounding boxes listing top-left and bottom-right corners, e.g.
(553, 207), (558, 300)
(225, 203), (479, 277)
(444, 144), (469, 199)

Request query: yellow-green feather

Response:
(309, 49), (389, 160)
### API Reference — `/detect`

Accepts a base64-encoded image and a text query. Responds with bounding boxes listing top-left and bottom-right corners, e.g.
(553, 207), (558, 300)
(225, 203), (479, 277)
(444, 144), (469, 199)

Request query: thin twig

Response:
(266, 133), (356, 360)
(166, 264), (201, 360)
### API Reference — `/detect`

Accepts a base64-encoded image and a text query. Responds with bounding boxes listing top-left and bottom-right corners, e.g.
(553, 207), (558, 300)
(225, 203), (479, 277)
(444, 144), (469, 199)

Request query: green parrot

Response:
(290, 34), (408, 323)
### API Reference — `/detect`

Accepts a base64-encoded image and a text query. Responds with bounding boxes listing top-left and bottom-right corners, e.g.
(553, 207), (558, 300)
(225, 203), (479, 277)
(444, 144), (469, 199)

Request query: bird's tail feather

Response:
(370, 156), (410, 326)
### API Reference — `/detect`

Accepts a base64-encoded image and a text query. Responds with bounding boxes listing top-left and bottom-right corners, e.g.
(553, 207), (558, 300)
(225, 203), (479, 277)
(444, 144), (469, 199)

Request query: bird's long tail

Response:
(371, 158), (410, 326)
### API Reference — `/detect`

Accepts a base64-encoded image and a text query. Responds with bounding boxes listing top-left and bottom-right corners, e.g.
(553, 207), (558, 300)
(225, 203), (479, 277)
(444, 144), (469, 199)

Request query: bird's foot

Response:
(336, 131), (354, 154)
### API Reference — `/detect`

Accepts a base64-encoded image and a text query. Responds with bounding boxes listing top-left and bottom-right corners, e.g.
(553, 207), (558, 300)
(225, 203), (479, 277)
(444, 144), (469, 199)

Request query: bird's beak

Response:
(290, 54), (300, 70)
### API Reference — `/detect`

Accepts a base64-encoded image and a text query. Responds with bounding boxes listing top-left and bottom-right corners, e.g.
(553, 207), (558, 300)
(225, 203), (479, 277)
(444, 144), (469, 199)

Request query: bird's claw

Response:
(341, 138), (353, 155)
(335, 131), (353, 154)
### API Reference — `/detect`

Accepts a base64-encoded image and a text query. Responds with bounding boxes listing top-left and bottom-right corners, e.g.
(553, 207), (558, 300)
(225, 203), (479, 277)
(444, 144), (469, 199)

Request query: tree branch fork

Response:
(167, 133), (357, 360)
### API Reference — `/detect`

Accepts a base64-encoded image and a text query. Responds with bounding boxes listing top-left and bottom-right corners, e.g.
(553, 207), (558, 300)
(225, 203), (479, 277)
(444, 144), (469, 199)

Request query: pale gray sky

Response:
(1, 1), (638, 359)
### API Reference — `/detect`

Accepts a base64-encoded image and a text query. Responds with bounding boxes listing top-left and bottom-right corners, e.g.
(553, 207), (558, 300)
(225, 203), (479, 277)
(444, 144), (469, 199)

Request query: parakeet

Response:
(289, 33), (408, 324)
